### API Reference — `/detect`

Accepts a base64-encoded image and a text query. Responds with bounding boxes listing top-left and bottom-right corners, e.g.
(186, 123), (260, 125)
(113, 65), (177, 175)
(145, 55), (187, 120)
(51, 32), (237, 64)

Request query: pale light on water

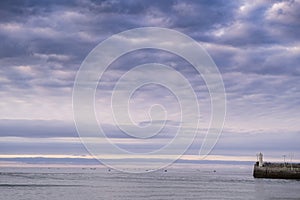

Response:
(0, 165), (299, 200)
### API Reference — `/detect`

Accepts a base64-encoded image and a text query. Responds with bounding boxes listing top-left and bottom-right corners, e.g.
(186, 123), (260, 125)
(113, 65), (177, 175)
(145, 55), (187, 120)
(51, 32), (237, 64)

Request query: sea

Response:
(0, 165), (299, 200)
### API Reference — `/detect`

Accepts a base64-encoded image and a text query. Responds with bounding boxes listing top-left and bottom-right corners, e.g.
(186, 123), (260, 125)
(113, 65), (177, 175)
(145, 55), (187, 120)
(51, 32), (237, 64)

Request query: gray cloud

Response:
(186, 128), (300, 158)
(0, 0), (299, 160)
(0, 119), (77, 138)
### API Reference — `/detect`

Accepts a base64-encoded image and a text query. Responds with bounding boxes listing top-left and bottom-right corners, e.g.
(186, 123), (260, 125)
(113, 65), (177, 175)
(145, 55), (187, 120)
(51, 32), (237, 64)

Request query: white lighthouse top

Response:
(258, 152), (263, 167)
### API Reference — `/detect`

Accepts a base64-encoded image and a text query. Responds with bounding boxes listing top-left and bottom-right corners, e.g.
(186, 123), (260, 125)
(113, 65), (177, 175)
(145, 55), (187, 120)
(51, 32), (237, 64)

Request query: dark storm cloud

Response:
(0, 0), (239, 60)
(1, 0), (298, 84)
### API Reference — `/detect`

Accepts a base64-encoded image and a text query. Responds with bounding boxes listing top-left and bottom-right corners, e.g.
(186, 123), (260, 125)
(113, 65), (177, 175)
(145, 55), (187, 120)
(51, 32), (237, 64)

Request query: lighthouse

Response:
(258, 152), (263, 167)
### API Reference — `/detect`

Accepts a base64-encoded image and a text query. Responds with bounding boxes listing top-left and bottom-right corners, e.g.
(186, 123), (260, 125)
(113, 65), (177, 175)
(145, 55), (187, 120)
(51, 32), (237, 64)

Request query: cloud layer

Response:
(0, 0), (300, 163)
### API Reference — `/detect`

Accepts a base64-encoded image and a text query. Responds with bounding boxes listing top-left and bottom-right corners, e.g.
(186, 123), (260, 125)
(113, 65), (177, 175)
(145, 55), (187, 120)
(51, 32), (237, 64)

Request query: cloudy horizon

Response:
(1, 0), (300, 167)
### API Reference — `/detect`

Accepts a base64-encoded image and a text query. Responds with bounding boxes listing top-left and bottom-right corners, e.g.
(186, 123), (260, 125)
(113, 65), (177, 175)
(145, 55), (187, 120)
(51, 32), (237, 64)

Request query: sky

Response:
(0, 0), (300, 168)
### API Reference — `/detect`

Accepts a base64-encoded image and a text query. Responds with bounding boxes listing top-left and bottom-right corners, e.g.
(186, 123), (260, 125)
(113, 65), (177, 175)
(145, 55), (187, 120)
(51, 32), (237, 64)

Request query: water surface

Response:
(0, 165), (299, 200)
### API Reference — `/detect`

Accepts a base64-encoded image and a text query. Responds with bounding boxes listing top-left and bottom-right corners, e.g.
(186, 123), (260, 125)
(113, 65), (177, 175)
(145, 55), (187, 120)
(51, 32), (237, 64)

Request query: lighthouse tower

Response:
(258, 152), (263, 167)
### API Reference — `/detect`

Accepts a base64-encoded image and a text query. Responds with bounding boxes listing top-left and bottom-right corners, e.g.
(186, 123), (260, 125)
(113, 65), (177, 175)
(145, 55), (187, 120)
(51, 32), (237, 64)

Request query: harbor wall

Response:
(253, 162), (300, 179)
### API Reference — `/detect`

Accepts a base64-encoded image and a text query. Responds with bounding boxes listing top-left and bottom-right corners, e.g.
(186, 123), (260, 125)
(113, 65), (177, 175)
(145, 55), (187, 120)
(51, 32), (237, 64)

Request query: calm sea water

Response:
(0, 165), (299, 200)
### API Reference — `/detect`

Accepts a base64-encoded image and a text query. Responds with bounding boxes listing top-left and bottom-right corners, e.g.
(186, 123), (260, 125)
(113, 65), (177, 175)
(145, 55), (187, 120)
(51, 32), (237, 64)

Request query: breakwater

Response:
(253, 162), (300, 179)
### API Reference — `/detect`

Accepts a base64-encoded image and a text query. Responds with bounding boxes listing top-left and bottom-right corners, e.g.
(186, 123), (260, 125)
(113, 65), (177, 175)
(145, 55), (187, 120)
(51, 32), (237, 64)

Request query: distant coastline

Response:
(0, 157), (255, 168)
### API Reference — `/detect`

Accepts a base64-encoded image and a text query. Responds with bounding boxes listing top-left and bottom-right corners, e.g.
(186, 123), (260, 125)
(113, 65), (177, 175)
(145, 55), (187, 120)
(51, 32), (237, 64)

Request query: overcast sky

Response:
(0, 0), (300, 167)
